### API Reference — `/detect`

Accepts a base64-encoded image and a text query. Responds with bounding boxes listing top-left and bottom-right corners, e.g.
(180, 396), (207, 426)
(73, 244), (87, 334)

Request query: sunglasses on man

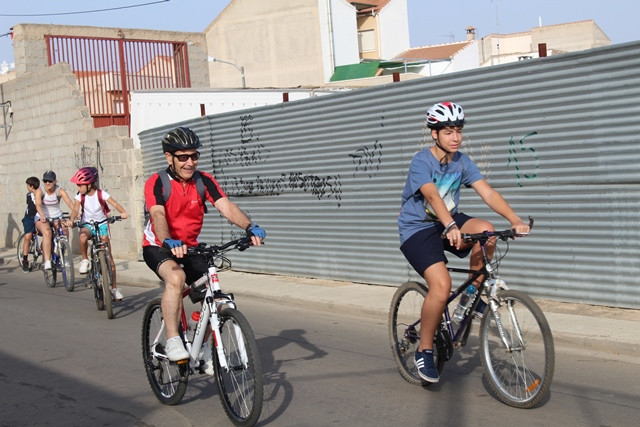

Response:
(172, 152), (200, 162)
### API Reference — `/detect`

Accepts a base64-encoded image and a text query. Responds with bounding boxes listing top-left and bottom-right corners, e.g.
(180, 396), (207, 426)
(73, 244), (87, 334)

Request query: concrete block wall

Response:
(0, 62), (144, 260)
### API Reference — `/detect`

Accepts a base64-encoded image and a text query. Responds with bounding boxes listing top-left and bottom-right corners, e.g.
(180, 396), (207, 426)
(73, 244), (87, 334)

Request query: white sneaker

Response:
(43, 260), (52, 270)
(200, 343), (214, 375)
(165, 337), (190, 362)
(79, 259), (90, 274)
(111, 288), (123, 301)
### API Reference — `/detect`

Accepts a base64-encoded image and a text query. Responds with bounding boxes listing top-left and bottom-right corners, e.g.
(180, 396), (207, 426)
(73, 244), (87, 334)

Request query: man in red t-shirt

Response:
(143, 127), (265, 361)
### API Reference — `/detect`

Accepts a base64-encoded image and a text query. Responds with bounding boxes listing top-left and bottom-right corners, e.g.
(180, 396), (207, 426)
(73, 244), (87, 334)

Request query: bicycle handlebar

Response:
(186, 236), (253, 256)
(461, 216), (534, 243)
(72, 216), (122, 228)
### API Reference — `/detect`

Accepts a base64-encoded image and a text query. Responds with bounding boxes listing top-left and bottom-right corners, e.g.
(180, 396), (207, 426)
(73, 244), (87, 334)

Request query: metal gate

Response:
(46, 35), (190, 128)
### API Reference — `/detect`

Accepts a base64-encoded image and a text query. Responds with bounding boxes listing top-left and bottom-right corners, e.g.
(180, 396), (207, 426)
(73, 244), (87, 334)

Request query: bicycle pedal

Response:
(176, 359), (189, 365)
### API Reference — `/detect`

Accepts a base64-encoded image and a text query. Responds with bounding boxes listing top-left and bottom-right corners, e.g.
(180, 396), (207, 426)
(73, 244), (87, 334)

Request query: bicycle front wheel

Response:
(480, 290), (555, 409)
(214, 308), (263, 427)
(59, 238), (75, 292)
(43, 261), (57, 288)
(98, 251), (113, 319)
(141, 298), (189, 405)
(388, 281), (445, 386)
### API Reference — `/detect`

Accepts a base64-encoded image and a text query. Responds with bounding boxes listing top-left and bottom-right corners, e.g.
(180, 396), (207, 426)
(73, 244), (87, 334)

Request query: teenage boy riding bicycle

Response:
(398, 102), (530, 383)
(142, 127), (266, 362)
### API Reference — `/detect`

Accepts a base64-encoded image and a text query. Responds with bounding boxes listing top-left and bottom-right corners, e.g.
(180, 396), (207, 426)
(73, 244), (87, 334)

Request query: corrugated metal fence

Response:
(140, 41), (640, 309)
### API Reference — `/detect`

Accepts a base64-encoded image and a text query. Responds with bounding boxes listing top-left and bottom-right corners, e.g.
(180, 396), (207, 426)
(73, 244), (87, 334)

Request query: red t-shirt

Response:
(143, 168), (226, 247)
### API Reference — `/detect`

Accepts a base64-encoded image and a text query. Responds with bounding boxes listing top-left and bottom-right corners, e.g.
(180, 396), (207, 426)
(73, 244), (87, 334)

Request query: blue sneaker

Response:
(475, 298), (487, 314)
(414, 349), (439, 383)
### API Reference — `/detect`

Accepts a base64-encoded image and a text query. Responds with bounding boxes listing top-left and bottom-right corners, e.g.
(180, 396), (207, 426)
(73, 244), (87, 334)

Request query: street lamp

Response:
(207, 56), (246, 88)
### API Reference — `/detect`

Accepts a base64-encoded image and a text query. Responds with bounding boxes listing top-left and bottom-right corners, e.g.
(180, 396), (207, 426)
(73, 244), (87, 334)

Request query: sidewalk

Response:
(4, 248), (639, 356)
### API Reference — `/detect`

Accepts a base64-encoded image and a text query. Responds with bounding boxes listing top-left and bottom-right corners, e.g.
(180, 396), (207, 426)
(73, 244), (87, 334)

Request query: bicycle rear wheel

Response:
(388, 281), (446, 386)
(98, 251), (113, 319)
(59, 238), (75, 292)
(214, 308), (263, 427)
(480, 290), (555, 409)
(141, 298), (189, 405)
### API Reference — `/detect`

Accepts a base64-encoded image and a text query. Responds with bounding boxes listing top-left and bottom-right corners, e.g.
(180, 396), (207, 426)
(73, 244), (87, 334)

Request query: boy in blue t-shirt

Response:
(398, 102), (530, 383)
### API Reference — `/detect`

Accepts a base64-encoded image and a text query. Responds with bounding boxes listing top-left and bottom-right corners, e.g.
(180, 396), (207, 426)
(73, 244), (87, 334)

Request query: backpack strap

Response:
(96, 189), (111, 215)
(158, 169), (208, 213)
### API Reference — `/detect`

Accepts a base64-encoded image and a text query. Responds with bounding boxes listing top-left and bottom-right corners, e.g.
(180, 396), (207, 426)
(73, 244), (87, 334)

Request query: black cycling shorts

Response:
(143, 245), (208, 285)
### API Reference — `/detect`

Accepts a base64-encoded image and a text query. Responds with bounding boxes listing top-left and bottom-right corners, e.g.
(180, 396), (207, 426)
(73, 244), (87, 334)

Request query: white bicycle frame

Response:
(151, 264), (249, 372)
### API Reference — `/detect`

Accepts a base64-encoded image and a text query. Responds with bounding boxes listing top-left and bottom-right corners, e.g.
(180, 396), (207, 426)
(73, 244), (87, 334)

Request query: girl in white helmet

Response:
(398, 102), (530, 383)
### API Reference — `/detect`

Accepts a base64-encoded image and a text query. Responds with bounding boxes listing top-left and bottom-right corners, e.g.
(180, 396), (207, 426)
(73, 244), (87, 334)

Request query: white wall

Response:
(378, 0), (410, 59)
(130, 88), (346, 147)
(318, 0), (360, 82)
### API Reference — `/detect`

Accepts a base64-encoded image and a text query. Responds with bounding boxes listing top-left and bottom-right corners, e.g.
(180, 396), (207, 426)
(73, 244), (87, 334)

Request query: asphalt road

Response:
(1, 264), (639, 426)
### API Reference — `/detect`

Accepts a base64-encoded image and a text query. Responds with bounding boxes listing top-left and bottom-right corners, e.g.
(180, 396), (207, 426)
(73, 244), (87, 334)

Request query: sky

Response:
(1, 0), (639, 68)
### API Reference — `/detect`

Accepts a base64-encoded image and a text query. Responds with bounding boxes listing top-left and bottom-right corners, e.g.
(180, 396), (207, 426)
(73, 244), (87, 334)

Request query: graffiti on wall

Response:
(508, 131), (539, 187)
(350, 117), (384, 178)
(222, 172), (343, 207)
(350, 140), (382, 178)
(216, 114), (342, 206)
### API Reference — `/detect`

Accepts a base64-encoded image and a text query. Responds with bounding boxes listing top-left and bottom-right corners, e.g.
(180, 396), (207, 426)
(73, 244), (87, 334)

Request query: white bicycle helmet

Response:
(426, 102), (466, 129)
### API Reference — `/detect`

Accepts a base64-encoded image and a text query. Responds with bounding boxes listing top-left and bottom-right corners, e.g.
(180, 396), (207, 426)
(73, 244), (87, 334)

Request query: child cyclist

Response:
(67, 167), (128, 301)
(20, 176), (40, 272)
(398, 102), (530, 383)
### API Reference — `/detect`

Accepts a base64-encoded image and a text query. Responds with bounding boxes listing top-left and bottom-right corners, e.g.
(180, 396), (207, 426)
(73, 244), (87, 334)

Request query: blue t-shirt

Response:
(398, 148), (483, 244)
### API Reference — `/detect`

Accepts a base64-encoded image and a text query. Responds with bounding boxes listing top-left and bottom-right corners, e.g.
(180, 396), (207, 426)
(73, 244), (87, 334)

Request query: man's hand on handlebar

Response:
(163, 238), (187, 258)
(245, 223), (266, 247)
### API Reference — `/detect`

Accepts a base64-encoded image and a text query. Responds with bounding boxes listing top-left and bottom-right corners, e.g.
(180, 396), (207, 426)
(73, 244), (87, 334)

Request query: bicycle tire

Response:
(214, 307), (264, 427)
(16, 233), (39, 272)
(479, 289), (555, 409)
(141, 298), (189, 405)
(388, 281), (446, 386)
(43, 261), (57, 287)
(59, 238), (75, 292)
(93, 256), (105, 311)
(99, 251), (113, 319)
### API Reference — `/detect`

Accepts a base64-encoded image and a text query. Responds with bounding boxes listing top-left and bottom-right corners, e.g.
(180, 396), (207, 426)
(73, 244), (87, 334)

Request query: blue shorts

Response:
(400, 212), (473, 276)
(22, 216), (36, 234)
(83, 223), (109, 237)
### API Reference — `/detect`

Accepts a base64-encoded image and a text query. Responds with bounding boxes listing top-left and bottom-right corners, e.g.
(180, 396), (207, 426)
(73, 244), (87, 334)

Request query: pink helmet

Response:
(70, 167), (98, 185)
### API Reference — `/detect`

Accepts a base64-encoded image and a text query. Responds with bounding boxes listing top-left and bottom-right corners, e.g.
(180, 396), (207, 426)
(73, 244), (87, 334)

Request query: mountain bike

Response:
(73, 216), (121, 319)
(389, 217), (555, 409)
(141, 237), (263, 427)
(16, 229), (42, 272)
(42, 215), (75, 292)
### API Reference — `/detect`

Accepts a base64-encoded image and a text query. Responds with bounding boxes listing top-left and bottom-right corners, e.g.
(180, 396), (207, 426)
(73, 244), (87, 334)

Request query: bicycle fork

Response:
(485, 278), (525, 352)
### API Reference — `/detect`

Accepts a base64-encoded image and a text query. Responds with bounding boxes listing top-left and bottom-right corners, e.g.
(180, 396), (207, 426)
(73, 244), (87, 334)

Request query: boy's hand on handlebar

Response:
(163, 238), (187, 258)
(511, 219), (531, 237)
(444, 226), (463, 250)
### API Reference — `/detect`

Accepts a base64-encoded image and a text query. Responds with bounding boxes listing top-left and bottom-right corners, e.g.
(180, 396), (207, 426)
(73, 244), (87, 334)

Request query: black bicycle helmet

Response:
(161, 127), (202, 153)
(426, 102), (466, 129)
